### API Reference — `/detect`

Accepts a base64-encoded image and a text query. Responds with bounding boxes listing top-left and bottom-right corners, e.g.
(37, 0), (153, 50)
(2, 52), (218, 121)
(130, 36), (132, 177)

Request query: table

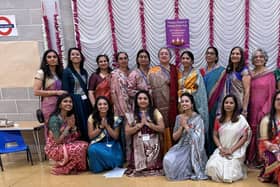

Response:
(0, 121), (44, 162)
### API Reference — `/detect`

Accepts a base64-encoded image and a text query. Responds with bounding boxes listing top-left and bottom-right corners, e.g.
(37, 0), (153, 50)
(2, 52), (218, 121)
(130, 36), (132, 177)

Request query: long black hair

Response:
(40, 49), (63, 89)
(95, 54), (112, 74)
(219, 94), (240, 123)
(266, 91), (280, 140)
(67, 47), (87, 75)
(91, 96), (114, 129)
(180, 92), (199, 114)
(226, 46), (246, 73)
(51, 93), (75, 117)
(134, 90), (155, 123)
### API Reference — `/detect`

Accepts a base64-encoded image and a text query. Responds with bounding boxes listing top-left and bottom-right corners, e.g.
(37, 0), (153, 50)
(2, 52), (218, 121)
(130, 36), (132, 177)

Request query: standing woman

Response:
(205, 94), (251, 183)
(148, 47), (178, 153)
(111, 52), (131, 117)
(202, 47), (227, 155)
(258, 91), (280, 185)
(110, 52), (131, 160)
(45, 94), (88, 175)
(88, 54), (112, 107)
(177, 50), (209, 138)
(87, 96), (123, 173)
(163, 93), (208, 180)
(125, 90), (164, 176)
(224, 46), (251, 116)
(127, 49), (151, 105)
(247, 48), (276, 167)
(62, 47), (90, 141)
(33, 49), (66, 138)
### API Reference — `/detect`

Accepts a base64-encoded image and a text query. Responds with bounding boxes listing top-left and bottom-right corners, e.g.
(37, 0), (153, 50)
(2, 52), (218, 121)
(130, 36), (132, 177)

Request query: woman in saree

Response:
(224, 46), (251, 116)
(177, 50), (209, 140)
(62, 48), (91, 142)
(163, 93), (208, 180)
(88, 54), (112, 107)
(110, 52), (131, 160)
(247, 48), (276, 167)
(87, 96), (123, 173)
(111, 52), (131, 117)
(148, 47), (178, 153)
(258, 90), (280, 185)
(33, 49), (67, 138)
(205, 94), (251, 183)
(201, 47), (226, 155)
(45, 94), (88, 175)
(125, 90), (165, 176)
(127, 49), (152, 105)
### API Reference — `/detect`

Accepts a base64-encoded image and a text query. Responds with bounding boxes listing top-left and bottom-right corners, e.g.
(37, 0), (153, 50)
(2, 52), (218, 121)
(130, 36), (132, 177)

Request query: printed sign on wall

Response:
(166, 19), (189, 49)
(0, 15), (18, 37)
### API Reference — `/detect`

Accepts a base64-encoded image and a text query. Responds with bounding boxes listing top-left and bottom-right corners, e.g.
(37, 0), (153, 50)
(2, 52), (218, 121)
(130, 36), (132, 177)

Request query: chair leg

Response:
(28, 149), (33, 166)
(26, 150), (29, 162)
(0, 155), (3, 171)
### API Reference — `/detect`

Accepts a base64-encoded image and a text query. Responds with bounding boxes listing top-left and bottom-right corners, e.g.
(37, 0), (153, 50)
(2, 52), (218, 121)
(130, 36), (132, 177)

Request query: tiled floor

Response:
(0, 153), (276, 187)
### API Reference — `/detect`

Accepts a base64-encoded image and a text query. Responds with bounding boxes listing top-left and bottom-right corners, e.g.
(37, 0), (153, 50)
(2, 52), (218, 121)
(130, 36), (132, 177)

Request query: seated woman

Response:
(45, 94), (88, 175)
(259, 90), (280, 185)
(205, 94), (251, 183)
(163, 93), (208, 180)
(125, 90), (165, 176)
(87, 96), (123, 173)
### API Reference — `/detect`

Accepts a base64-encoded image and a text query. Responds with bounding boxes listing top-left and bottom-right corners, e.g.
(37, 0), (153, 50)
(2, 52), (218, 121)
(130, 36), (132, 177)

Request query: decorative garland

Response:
(244, 0), (250, 64)
(41, 2), (52, 50)
(209, 0), (214, 46)
(54, 2), (65, 64)
(278, 17), (280, 68)
(174, 0), (180, 66)
(72, 0), (81, 49)
(108, 0), (118, 68)
(139, 0), (146, 49)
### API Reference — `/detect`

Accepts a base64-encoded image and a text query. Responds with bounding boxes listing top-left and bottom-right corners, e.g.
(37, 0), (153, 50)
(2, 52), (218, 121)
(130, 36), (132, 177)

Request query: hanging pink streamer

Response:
(139, 0), (147, 49)
(244, 0), (250, 65)
(72, 0), (81, 49)
(108, 0), (118, 68)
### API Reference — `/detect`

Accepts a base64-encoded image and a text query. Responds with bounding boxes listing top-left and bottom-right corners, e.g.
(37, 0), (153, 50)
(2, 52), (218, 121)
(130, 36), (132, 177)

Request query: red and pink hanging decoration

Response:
(108, 0), (118, 68)
(174, 0), (180, 66)
(41, 2), (52, 50)
(139, 0), (147, 49)
(244, 0), (250, 64)
(54, 2), (65, 63)
(209, 0), (214, 46)
(72, 0), (81, 49)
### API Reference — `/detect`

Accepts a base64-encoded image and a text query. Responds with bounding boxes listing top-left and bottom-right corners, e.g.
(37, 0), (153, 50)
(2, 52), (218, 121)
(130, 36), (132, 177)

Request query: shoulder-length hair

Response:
(91, 96), (114, 129)
(266, 90), (280, 140)
(180, 92), (199, 114)
(134, 90), (155, 123)
(226, 46), (245, 73)
(95, 54), (112, 74)
(219, 94), (240, 123)
(40, 49), (63, 88)
(67, 47), (86, 75)
(51, 93), (75, 117)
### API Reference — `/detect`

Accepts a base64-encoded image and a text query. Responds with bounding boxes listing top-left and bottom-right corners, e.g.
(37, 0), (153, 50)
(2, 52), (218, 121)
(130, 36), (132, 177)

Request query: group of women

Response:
(33, 46), (280, 185)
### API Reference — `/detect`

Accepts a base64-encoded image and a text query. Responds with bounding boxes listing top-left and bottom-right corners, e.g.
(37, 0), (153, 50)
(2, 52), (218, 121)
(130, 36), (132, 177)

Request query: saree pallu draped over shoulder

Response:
(148, 65), (178, 153)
